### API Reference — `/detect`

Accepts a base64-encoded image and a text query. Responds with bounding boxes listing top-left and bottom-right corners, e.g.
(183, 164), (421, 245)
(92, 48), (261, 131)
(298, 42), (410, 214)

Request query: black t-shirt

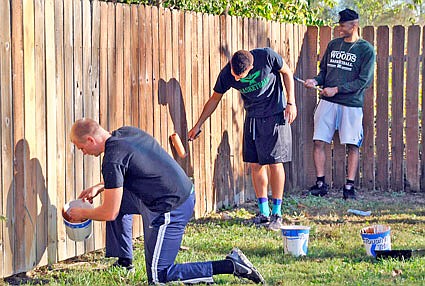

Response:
(213, 47), (285, 118)
(102, 126), (193, 213)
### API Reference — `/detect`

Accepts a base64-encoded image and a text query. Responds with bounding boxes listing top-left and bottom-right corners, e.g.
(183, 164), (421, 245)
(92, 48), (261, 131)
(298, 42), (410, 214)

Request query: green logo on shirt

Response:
(239, 70), (270, 94)
(240, 70), (261, 85)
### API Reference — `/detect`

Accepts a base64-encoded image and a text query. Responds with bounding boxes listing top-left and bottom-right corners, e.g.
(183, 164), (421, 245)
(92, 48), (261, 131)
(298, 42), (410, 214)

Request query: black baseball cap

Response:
(338, 8), (359, 23)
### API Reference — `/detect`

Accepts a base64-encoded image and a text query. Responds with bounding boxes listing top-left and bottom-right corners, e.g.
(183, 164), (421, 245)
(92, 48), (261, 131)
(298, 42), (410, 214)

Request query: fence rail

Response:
(0, 0), (424, 277)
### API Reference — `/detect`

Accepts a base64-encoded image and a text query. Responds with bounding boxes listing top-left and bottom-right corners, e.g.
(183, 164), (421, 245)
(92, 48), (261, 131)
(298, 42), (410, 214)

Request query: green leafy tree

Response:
(107, 0), (337, 25)
(337, 0), (425, 26)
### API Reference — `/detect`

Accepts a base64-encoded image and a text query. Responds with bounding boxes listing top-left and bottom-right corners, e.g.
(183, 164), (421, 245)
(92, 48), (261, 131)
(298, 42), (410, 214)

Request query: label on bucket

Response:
(281, 226), (310, 257)
(63, 199), (94, 242)
(361, 225), (391, 257)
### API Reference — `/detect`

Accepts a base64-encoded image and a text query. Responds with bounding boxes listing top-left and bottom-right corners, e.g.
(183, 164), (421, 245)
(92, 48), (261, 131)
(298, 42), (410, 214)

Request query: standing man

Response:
(68, 118), (264, 284)
(188, 48), (296, 230)
(304, 8), (375, 199)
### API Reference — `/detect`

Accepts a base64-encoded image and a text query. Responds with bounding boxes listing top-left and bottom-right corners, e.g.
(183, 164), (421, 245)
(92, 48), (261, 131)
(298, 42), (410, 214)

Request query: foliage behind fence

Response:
(0, 0), (424, 278)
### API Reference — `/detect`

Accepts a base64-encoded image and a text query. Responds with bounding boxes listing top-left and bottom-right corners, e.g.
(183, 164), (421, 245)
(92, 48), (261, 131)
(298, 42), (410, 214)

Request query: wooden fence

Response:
(0, 0), (424, 278)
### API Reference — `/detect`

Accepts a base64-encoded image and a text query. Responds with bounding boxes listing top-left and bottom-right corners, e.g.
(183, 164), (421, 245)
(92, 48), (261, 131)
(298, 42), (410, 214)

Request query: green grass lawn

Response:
(5, 190), (425, 285)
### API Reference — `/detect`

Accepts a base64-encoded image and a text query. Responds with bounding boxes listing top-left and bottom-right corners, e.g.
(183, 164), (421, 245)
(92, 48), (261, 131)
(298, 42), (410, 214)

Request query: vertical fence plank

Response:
(201, 13), (211, 213)
(361, 26), (375, 190)
(82, 0), (95, 252)
(318, 26), (333, 187)
(405, 25), (420, 192)
(35, 0), (50, 266)
(177, 11), (190, 174)
(391, 26), (405, 191)
(257, 19), (267, 47)
(165, 9), (174, 150)
(90, 0), (103, 249)
(218, 14), (229, 208)
(99, 2), (108, 129)
(196, 12), (206, 214)
(138, 5), (146, 132)
(10, 0), (25, 275)
(228, 14), (235, 207)
(421, 26), (425, 191)
(64, 0), (76, 258)
(233, 17), (244, 205)
(123, 4), (131, 127)
(106, 2), (116, 131)
(73, 0), (85, 256)
(209, 14), (220, 209)
(107, 3), (117, 130)
(144, 6), (154, 136)
(23, 0), (37, 271)
(191, 13), (201, 216)
(375, 26), (390, 190)
(183, 12), (194, 197)
(152, 7), (160, 140)
(114, 4), (124, 130)
(130, 5), (139, 127)
(53, 0), (66, 262)
(45, 0), (58, 264)
(158, 7), (168, 149)
(128, 4), (141, 239)
(301, 26), (318, 189)
(210, 13), (221, 204)
(0, 0), (13, 276)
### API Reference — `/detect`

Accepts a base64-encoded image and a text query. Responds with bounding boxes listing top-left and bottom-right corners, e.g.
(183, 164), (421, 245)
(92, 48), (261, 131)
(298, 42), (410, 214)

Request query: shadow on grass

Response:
(4, 273), (49, 285)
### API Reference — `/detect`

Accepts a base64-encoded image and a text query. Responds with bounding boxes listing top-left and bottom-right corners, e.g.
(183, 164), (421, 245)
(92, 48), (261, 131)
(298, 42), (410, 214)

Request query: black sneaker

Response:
(225, 248), (265, 284)
(309, 181), (329, 197)
(343, 184), (357, 200)
(252, 213), (270, 225)
(268, 214), (283, 231)
(112, 260), (135, 274)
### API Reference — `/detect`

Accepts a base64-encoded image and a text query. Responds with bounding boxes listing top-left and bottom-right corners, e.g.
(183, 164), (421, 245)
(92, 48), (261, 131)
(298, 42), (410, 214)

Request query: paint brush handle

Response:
(294, 76), (323, 92)
(170, 133), (187, 158)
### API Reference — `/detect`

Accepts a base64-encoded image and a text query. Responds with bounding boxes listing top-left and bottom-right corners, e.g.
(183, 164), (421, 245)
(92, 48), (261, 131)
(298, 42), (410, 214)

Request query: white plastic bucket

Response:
(63, 199), (94, 241)
(281, 226), (310, 257)
(360, 225), (391, 257)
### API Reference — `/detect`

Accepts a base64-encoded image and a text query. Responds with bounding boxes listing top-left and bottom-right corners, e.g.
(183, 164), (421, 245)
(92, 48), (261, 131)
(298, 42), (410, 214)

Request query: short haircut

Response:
(70, 118), (101, 143)
(231, 50), (253, 76)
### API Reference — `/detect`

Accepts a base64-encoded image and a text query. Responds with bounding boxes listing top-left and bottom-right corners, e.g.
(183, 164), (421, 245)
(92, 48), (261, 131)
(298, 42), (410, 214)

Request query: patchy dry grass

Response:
(2, 190), (425, 285)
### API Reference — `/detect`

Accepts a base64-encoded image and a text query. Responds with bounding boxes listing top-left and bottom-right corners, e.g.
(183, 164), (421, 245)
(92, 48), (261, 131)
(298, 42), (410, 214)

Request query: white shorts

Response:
(313, 100), (363, 147)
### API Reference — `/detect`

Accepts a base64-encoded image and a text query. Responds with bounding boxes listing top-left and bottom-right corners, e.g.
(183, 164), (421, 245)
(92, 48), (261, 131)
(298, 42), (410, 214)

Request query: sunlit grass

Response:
(5, 192), (425, 285)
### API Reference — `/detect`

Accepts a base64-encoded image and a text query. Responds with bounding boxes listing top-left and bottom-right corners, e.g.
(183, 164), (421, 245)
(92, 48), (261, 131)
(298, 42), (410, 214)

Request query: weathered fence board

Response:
(64, 0), (77, 258)
(0, 0), (13, 277)
(362, 26), (375, 189)
(318, 26), (333, 187)
(376, 26), (390, 190)
(405, 25), (421, 192)
(23, 0), (37, 271)
(391, 26), (405, 191)
(91, 0), (104, 249)
(421, 26), (425, 190)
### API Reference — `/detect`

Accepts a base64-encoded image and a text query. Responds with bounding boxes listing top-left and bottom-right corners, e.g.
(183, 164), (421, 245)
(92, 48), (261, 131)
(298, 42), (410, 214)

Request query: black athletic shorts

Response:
(243, 113), (292, 165)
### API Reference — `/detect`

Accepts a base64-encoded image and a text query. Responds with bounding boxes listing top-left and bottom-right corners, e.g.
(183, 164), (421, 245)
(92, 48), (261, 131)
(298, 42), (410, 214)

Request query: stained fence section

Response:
(0, 0), (424, 277)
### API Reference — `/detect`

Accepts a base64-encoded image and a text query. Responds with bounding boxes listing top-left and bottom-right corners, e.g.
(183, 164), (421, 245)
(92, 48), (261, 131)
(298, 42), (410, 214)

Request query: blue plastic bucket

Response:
(281, 226), (310, 256)
(360, 225), (391, 257)
(63, 199), (94, 241)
